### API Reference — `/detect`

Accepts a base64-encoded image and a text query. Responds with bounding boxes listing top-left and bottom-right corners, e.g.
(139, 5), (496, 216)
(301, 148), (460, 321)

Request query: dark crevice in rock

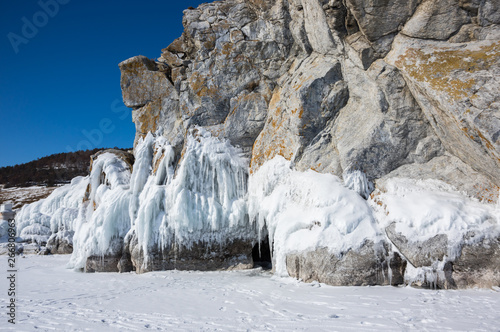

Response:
(252, 234), (272, 270)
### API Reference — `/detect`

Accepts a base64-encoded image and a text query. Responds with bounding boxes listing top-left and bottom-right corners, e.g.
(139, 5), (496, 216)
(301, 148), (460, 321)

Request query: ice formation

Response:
(343, 170), (374, 200)
(369, 177), (500, 286)
(369, 178), (500, 257)
(68, 151), (133, 269)
(12, 129), (500, 284)
(16, 176), (89, 243)
(248, 156), (381, 276)
(133, 129), (253, 264)
(66, 128), (255, 270)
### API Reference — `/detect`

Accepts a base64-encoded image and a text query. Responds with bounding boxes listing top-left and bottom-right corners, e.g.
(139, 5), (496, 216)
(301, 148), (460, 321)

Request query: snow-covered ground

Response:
(1, 255), (499, 331)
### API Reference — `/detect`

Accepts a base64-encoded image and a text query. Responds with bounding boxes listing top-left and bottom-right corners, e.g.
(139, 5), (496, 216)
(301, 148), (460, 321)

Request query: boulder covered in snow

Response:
(385, 223), (449, 268)
(47, 230), (74, 255)
(67, 130), (257, 273)
(371, 178), (500, 288)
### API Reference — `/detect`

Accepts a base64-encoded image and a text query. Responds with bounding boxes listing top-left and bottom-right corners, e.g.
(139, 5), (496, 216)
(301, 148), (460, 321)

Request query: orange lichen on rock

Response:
(137, 107), (160, 135)
(477, 130), (495, 152)
(291, 107), (304, 119)
(250, 135), (294, 173)
(83, 183), (91, 203)
(310, 162), (323, 172)
(293, 74), (313, 91)
(188, 71), (219, 98)
(221, 42), (234, 56)
(395, 42), (499, 100)
(473, 183), (500, 204)
(249, 85), (314, 173)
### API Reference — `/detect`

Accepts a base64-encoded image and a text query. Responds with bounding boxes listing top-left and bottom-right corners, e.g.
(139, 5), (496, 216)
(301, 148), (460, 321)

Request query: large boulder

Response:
(119, 56), (174, 108)
(125, 231), (254, 273)
(385, 223), (448, 268)
(286, 241), (406, 286)
(402, 0), (470, 40)
(86, 255), (121, 273)
(84, 238), (124, 273)
(452, 235), (500, 288)
(345, 0), (419, 41)
(371, 176), (500, 289)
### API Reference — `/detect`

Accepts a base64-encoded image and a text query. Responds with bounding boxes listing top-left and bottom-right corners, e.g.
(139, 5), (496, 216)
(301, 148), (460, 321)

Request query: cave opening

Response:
(252, 235), (272, 270)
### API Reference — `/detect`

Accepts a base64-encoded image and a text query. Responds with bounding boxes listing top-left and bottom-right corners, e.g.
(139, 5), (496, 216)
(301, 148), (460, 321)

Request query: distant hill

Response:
(0, 148), (131, 188)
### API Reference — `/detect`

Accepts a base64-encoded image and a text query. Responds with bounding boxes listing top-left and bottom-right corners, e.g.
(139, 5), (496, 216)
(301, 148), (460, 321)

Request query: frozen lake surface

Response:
(1, 255), (499, 331)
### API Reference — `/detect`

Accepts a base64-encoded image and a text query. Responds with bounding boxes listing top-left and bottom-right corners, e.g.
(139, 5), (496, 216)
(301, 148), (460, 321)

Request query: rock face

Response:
(385, 223), (449, 268)
(452, 235), (500, 288)
(103, 0), (500, 286)
(402, 0), (470, 40)
(125, 231), (254, 274)
(386, 36), (500, 183)
(119, 56), (173, 109)
(15, 0), (500, 288)
(286, 242), (406, 286)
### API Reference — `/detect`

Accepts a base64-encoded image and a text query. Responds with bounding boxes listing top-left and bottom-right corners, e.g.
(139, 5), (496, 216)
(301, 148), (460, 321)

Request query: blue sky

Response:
(0, 0), (207, 167)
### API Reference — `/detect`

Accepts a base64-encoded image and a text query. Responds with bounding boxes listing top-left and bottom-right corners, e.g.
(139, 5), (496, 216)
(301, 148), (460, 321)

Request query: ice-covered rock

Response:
(248, 156), (387, 282)
(12, 0), (500, 288)
(47, 230), (74, 255)
(370, 177), (500, 288)
(69, 150), (134, 271)
(64, 129), (256, 273)
(343, 170), (374, 199)
(124, 128), (256, 273)
(286, 243), (406, 286)
(15, 176), (88, 245)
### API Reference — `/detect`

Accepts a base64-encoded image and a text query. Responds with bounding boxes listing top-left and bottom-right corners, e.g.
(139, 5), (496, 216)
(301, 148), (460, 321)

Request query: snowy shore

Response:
(1, 255), (499, 331)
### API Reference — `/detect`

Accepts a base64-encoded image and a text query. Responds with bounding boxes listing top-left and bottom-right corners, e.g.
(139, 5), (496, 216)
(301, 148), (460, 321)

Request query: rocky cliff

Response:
(13, 0), (500, 288)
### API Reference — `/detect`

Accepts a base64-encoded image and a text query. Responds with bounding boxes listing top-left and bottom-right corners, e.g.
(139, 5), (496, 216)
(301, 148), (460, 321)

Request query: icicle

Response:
(343, 170), (374, 199)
